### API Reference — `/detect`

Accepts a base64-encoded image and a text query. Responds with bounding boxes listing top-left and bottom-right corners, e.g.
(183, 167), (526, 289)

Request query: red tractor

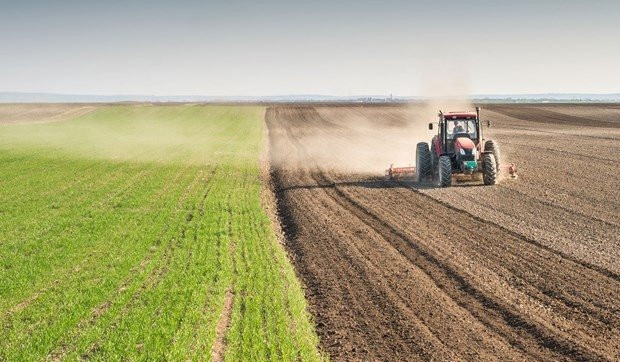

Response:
(415, 107), (514, 187)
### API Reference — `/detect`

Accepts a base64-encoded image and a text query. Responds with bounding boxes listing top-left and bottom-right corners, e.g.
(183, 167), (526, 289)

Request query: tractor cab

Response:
(446, 119), (477, 140)
(431, 111), (482, 155)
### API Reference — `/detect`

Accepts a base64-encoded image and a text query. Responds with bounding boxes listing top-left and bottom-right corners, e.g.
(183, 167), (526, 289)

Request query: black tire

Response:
(438, 155), (452, 187)
(483, 153), (497, 185)
(484, 140), (501, 168)
(416, 142), (432, 181)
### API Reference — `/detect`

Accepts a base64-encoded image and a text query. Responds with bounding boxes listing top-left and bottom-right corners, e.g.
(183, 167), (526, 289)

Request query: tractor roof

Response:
(443, 111), (477, 120)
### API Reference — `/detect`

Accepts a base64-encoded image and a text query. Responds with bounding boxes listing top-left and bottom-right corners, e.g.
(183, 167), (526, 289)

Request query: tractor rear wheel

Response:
(483, 153), (497, 185)
(438, 155), (452, 187)
(416, 142), (432, 181)
(484, 140), (501, 168)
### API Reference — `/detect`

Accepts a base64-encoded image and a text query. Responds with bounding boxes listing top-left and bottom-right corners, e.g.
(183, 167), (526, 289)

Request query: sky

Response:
(1, 0), (619, 96)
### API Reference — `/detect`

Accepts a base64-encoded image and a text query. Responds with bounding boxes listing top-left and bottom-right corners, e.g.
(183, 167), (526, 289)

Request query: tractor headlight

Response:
(459, 149), (465, 155)
(471, 149), (477, 157)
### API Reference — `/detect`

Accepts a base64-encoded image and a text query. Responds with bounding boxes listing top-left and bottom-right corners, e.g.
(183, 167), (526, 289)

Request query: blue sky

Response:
(1, 0), (619, 96)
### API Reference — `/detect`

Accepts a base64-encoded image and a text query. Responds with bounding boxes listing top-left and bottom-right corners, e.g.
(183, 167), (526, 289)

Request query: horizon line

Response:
(2, 91), (620, 98)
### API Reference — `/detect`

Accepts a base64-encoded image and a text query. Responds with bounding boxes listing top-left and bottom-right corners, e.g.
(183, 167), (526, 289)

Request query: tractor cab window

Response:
(447, 120), (477, 139)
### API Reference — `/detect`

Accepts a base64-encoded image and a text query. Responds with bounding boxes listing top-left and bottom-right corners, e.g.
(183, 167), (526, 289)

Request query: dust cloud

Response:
(270, 100), (480, 175)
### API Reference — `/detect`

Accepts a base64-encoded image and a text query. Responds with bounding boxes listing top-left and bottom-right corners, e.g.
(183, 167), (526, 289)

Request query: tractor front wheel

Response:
(483, 153), (497, 185)
(438, 155), (452, 187)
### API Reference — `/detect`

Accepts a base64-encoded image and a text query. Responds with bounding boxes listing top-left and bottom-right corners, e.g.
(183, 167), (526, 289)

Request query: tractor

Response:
(415, 107), (514, 187)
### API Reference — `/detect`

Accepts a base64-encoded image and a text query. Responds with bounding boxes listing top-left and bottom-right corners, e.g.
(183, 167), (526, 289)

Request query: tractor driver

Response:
(453, 121), (465, 134)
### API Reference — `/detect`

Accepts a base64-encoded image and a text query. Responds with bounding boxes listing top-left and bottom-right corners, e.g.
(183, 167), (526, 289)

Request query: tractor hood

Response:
(454, 137), (475, 151)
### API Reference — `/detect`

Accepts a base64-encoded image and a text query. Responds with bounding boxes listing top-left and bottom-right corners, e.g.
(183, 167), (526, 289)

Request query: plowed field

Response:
(267, 104), (620, 361)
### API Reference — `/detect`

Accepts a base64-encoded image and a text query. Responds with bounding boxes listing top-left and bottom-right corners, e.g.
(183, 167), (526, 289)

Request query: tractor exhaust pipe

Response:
(476, 106), (483, 142)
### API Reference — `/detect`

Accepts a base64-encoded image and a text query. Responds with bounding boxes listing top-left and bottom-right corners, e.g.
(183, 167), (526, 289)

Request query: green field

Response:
(0, 105), (322, 361)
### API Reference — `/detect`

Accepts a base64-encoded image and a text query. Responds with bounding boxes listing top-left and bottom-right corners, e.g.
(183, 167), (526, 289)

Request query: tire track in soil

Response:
(363, 180), (620, 355)
(276, 170), (454, 361)
(210, 289), (234, 362)
(207, 200), (238, 362)
(268, 105), (620, 361)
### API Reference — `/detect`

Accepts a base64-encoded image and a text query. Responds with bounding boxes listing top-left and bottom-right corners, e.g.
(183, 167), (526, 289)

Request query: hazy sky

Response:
(1, 0), (619, 96)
